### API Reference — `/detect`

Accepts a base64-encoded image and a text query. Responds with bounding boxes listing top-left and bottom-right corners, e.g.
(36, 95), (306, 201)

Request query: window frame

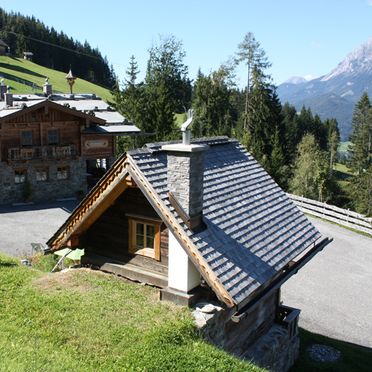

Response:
(36, 167), (48, 182)
(14, 169), (27, 184)
(20, 130), (33, 147)
(47, 129), (59, 145)
(56, 165), (69, 180)
(128, 217), (161, 261)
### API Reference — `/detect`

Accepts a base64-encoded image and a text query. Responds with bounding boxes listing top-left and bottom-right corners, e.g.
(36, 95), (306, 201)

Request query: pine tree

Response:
(192, 65), (237, 138)
(348, 93), (372, 215)
(235, 32), (271, 131)
(145, 36), (191, 141)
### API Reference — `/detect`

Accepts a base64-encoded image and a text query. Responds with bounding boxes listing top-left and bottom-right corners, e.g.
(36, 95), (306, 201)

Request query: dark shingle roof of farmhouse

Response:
(129, 137), (321, 304)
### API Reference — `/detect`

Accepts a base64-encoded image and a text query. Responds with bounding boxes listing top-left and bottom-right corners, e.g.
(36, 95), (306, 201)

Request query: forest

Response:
(0, 8), (115, 88)
(113, 34), (371, 217)
(0, 6), (369, 216)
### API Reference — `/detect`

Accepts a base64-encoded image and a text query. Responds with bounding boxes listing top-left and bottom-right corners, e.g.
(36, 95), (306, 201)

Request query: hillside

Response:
(0, 56), (112, 102)
(278, 38), (372, 140)
(0, 253), (261, 371)
(0, 8), (115, 87)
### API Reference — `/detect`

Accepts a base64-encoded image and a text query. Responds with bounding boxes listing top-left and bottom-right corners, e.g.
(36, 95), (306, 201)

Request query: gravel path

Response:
(0, 200), (77, 257)
(282, 216), (372, 348)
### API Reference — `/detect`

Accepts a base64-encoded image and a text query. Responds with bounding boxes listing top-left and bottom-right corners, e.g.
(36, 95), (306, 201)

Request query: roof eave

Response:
(231, 236), (332, 321)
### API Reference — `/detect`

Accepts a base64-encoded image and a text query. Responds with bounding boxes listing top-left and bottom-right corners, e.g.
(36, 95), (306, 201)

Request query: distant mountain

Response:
(284, 76), (308, 85)
(278, 38), (372, 140)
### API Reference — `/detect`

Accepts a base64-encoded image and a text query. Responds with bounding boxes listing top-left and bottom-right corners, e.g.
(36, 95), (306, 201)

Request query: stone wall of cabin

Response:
(82, 187), (169, 273)
(0, 158), (86, 204)
(193, 289), (280, 353)
(192, 290), (300, 371)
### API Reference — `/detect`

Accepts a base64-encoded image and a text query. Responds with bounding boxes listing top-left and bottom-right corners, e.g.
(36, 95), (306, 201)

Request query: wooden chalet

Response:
(47, 130), (331, 367)
(0, 80), (140, 204)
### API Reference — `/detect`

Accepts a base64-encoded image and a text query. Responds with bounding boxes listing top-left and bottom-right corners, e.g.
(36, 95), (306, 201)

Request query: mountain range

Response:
(277, 38), (372, 140)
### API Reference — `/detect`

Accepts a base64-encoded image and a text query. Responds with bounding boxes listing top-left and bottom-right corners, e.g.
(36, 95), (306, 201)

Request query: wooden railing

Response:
(288, 193), (372, 236)
(7, 145), (77, 161)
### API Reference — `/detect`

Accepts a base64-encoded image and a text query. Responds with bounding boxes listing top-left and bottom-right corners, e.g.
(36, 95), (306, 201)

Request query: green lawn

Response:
(0, 56), (112, 102)
(0, 253), (262, 372)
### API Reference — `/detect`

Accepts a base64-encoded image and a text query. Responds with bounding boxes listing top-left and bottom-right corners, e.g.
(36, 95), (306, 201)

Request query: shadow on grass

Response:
(0, 260), (17, 267)
(291, 328), (372, 372)
(0, 71), (42, 90)
(0, 62), (46, 78)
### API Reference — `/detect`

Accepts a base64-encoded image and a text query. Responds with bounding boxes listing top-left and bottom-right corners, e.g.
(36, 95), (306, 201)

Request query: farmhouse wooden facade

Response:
(0, 84), (140, 205)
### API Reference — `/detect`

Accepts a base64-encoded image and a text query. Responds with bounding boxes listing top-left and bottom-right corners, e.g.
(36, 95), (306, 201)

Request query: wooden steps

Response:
(83, 254), (168, 288)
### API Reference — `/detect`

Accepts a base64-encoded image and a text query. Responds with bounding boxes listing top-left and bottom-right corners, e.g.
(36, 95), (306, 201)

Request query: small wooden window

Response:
(36, 168), (48, 182)
(128, 218), (161, 261)
(47, 129), (59, 145)
(57, 166), (69, 180)
(15, 170), (27, 184)
(21, 131), (33, 146)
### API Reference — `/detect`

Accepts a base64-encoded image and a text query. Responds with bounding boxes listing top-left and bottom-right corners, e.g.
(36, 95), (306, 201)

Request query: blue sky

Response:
(1, 0), (371, 86)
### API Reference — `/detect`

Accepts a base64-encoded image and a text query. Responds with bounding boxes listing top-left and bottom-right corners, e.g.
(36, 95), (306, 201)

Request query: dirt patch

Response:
(32, 268), (101, 293)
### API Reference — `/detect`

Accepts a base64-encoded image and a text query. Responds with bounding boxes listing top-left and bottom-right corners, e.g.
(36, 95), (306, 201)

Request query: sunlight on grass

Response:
(0, 56), (112, 102)
(0, 253), (263, 371)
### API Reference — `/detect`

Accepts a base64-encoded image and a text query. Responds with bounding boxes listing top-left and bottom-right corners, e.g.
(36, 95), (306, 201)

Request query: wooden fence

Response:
(287, 193), (372, 236)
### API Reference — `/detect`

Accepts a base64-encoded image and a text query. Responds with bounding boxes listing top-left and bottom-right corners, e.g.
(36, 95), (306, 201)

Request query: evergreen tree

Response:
(144, 36), (191, 141)
(235, 32), (271, 131)
(349, 93), (372, 174)
(348, 93), (372, 215)
(244, 66), (282, 171)
(192, 65), (237, 137)
(324, 118), (340, 172)
(290, 134), (330, 201)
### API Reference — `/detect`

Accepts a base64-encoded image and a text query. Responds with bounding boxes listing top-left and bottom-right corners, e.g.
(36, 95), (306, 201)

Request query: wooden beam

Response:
(74, 179), (128, 235)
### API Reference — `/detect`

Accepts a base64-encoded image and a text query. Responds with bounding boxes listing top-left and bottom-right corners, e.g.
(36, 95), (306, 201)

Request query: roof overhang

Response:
(231, 236), (333, 321)
(0, 99), (106, 124)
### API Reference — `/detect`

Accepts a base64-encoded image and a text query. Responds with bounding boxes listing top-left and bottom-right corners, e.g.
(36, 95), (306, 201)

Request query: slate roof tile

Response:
(129, 137), (321, 304)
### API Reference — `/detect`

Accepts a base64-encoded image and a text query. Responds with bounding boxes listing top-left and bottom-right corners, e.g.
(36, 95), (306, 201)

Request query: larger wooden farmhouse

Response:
(47, 131), (331, 370)
(0, 80), (140, 204)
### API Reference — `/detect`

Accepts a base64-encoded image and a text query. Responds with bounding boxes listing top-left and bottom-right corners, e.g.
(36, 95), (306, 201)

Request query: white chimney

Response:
(5, 87), (13, 107)
(0, 79), (6, 101)
(43, 77), (52, 96)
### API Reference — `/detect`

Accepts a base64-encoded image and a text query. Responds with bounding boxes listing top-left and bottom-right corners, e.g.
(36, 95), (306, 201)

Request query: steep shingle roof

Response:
(129, 137), (321, 304)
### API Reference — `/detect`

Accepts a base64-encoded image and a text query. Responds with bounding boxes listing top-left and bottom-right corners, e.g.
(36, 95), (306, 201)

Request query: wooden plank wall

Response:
(82, 187), (169, 274)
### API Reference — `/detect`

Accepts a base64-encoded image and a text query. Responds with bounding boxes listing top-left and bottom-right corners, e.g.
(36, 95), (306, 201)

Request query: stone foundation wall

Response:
(0, 158), (87, 205)
(192, 299), (300, 372)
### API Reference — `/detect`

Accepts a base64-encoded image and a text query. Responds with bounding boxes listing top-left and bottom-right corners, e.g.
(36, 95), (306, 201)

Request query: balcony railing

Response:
(7, 145), (77, 161)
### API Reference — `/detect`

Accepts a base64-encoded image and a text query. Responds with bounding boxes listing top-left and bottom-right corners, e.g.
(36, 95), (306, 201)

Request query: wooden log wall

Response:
(82, 187), (169, 273)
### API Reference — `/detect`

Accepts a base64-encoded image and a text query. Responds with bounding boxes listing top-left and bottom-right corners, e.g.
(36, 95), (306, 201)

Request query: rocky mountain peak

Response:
(321, 38), (372, 81)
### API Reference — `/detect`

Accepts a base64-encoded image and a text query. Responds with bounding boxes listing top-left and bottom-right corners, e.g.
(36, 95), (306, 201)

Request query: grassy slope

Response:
(0, 253), (262, 372)
(0, 56), (112, 102)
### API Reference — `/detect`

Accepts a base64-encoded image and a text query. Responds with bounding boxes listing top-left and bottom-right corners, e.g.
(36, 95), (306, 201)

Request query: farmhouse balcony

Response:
(7, 145), (77, 161)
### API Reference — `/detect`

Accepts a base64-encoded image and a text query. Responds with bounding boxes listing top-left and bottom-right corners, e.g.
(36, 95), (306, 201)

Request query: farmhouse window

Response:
(14, 170), (26, 184)
(57, 166), (69, 180)
(47, 129), (59, 145)
(128, 218), (161, 261)
(21, 131), (33, 146)
(36, 168), (48, 182)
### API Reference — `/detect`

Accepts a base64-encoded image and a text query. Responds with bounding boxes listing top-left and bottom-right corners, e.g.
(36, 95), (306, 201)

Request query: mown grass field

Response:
(0, 253), (262, 372)
(0, 56), (112, 101)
